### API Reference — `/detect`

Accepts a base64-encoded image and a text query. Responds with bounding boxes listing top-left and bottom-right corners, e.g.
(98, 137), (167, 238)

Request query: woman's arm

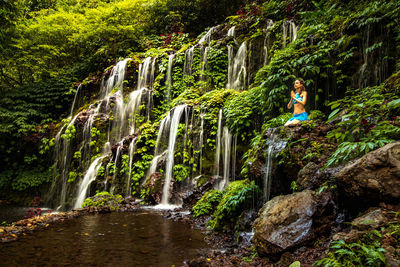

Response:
(287, 90), (295, 109)
(294, 91), (307, 105)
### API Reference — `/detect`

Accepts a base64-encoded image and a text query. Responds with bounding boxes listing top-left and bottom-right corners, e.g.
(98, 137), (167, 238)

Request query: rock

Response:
(351, 208), (387, 231)
(332, 229), (364, 243)
(296, 162), (320, 189)
(297, 163), (340, 191)
(335, 141), (400, 203)
(253, 190), (336, 256)
(333, 208), (388, 243)
(143, 172), (164, 204)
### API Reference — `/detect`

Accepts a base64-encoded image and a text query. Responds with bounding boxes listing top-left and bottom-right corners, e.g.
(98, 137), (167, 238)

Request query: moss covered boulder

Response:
(82, 191), (123, 212)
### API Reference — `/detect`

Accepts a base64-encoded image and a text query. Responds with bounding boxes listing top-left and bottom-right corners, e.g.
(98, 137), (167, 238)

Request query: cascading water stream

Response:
(220, 127), (232, 190)
(213, 109), (223, 178)
(227, 41), (247, 90)
(127, 140), (136, 196)
(184, 46), (195, 76)
(51, 59), (134, 209)
(282, 21), (297, 48)
(166, 54), (175, 101)
(110, 139), (124, 194)
(263, 20), (275, 66)
(263, 130), (287, 200)
(142, 113), (171, 186)
(70, 84), (81, 117)
(213, 110), (236, 190)
(198, 112), (205, 174)
(199, 27), (215, 82)
(100, 58), (131, 98)
(127, 88), (146, 135)
(161, 105), (188, 205)
(73, 155), (107, 209)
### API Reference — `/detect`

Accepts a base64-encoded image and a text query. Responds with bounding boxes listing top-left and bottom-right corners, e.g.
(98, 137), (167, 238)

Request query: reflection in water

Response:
(0, 211), (206, 266)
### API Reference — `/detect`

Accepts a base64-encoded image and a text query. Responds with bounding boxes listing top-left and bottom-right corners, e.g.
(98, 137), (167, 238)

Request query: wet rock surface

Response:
(253, 190), (336, 256)
(335, 141), (400, 203)
(143, 172), (164, 204)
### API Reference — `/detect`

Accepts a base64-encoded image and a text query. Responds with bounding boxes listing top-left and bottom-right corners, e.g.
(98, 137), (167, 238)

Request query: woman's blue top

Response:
(292, 93), (303, 104)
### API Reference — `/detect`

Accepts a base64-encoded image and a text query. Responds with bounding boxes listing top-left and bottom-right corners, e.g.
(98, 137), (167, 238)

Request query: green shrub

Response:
(207, 179), (261, 231)
(173, 164), (190, 182)
(263, 113), (292, 128)
(10, 169), (51, 191)
(309, 110), (326, 121)
(325, 83), (400, 167)
(315, 239), (385, 267)
(192, 190), (223, 218)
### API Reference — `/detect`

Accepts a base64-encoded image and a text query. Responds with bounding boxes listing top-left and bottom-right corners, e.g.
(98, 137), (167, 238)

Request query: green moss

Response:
(82, 191), (123, 211)
(192, 189), (223, 218)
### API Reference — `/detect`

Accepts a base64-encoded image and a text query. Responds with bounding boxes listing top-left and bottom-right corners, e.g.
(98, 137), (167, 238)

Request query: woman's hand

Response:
(294, 91), (307, 105)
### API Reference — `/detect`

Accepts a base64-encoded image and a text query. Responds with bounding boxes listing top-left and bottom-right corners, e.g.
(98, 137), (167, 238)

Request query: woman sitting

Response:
(285, 79), (309, 126)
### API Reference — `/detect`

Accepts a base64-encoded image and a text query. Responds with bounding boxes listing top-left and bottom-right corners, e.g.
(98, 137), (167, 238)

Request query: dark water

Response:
(0, 206), (30, 223)
(0, 211), (206, 266)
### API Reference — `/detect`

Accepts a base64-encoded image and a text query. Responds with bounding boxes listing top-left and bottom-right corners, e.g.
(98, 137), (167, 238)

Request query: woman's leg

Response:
(285, 119), (300, 126)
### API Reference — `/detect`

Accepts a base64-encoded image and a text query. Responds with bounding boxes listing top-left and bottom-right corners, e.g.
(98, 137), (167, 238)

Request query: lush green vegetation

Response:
(192, 180), (261, 232)
(316, 214), (400, 266)
(192, 189), (223, 218)
(82, 191), (123, 210)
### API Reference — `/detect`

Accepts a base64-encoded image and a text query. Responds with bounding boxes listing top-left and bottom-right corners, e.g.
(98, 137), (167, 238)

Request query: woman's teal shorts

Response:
(288, 112), (309, 122)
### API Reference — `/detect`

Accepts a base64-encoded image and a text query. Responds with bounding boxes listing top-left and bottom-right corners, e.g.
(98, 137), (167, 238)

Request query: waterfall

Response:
(184, 46), (195, 76)
(50, 58), (135, 209)
(198, 27), (215, 45)
(70, 84), (81, 117)
(100, 58), (131, 98)
(52, 114), (79, 210)
(213, 110), (236, 190)
(227, 41), (247, 90)
(127, 88), (146, 135)
(213, 109), (223, 178)
(220, 127), (232, 190)
(232, 135), (237, 181)
(73, 155), (107, 209)
(263, 130), (287, 200)
(227, 26), (235, 88)
(199, 27), (215, 82)
(282, 21), (297, 48)
(166, 54), (175, 101)
(143, 113), (171, 186)
(200, 46), (210, 82)
(198, 112), (205, 174)
(137, 57), (154, 90)
(161, 105), (188, 205)
(127, 139), (136, 196)
(110, 139), (124, 194)
(263, 20), (275, 66)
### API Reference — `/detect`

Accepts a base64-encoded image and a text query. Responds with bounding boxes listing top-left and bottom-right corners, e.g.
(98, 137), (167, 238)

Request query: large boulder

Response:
(334, 141), (400, 203)
(253, 190), (335, 256)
